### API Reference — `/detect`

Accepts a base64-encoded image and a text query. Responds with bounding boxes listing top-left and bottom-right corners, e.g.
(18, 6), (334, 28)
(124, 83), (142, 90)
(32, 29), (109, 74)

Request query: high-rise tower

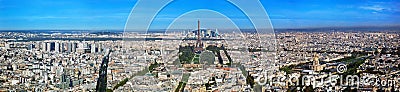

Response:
(195, 20), (203, 53)
(197, 20), (201, 48)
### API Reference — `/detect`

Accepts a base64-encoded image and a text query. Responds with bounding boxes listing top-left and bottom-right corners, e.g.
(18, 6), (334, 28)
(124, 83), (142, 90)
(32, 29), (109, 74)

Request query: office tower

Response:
(72, 43), (77, 52)
(60, 42), (64, 52)
(4, 43), (10, 49)
(77, 42), (89, 53)
(55, 42), (60, 52)
(78, 42), (89, 49)
(67, 42), (72, 52)
(91, 44), (96, 53)
(27, 44), (34, 50)
(98, 44), (102, 53)
(42, 42), (47, 52)
(46, 42), (51, 52)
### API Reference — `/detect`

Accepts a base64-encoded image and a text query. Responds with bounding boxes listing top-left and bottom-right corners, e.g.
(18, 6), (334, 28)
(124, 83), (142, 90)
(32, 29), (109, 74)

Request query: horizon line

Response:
(1, 25), (400, 31)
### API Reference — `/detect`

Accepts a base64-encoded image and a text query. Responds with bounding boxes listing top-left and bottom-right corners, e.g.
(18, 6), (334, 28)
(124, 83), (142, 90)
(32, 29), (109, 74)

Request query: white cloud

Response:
(359, 5), (386, 11)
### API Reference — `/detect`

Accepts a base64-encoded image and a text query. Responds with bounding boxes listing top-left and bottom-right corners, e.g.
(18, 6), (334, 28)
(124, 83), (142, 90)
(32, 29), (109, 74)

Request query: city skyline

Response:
(0, 0), (399, 30)
(1, 0), (400, 91)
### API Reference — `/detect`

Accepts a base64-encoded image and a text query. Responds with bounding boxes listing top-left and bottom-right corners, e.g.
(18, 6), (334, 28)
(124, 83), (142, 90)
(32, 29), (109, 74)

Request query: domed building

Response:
(311, 53), (324, 71)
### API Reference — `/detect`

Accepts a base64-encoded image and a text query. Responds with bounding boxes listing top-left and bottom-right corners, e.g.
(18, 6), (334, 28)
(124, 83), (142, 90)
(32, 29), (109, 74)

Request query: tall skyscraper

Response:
(60, 42), (64, 52)
(98, 44), (103, 53)
(42, 42), (47, 52)
(67, 42), (72, 52)
(55, 42), (60, 52)
(72, 43), (77, 52)
(46, 42), (51, 52)
(91, 44), (96, 53)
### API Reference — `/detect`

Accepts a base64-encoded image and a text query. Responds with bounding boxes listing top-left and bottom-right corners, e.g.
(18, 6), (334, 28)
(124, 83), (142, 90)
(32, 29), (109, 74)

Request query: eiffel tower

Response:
(194, 20), (203, 53)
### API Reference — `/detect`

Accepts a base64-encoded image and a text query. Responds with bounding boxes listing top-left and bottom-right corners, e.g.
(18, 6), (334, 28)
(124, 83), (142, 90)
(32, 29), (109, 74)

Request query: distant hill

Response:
(274, 26), (400, 33)
(1, 26), (399, 34)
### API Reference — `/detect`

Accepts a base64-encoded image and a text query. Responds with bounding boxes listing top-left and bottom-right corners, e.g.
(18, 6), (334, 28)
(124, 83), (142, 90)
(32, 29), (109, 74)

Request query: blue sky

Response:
(0, 0), (399, 30)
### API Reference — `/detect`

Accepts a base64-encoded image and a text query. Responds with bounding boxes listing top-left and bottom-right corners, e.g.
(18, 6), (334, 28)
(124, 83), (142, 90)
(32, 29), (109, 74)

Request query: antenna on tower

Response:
(197, 19), (201, 47)
(198, 19), (200, 38)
